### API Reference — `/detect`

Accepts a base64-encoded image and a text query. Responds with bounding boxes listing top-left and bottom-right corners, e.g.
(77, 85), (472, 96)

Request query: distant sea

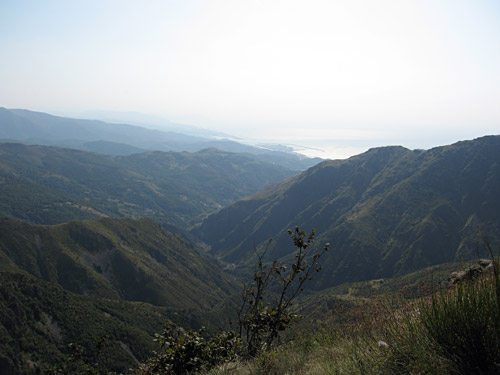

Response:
(225, 125), (494, 161)
(247, 138), (382, 160)
(285, 140), (370, 160)
(244, 133), (488, 161)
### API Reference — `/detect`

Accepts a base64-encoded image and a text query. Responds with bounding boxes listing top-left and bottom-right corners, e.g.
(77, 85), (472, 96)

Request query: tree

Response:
(238, 227), (329, 356)
(134, 227), (329, 373)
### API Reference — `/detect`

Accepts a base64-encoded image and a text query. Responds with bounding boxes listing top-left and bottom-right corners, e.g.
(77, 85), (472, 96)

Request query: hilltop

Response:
(195, 136), (500, 288)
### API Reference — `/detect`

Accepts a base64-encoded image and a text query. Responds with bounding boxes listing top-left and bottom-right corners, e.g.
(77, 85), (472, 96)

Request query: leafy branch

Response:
(238, 227), (329, 356)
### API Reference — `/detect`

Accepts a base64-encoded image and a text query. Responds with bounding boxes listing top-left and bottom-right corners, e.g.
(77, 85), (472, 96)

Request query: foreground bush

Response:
(421, 261), (500, 374)
(135, 322), (240, 375)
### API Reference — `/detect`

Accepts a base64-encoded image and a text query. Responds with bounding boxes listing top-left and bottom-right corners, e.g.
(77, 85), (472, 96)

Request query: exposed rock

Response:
(36, 312), (63, 342)
(378, 340), (389, 348)
(448, 259), (494, 285)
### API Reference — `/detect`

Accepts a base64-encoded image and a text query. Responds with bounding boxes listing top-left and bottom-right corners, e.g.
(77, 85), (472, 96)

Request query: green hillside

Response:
(0, 143), (295, 227)
(194, 136), (500, 288)
(0, 217), (236, 310)
(0, 216), (240, 373)
(0, 249), (463, 375)
(0, 269), (232, 374)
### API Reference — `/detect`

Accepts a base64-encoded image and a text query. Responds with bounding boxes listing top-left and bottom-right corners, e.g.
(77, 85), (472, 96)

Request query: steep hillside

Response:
(0, 271), (172, 374)
(0, 217), (237, 310)
(0, 143), (294, 227)
(0, 267), (236, 374)
(194, 136), (500, 288)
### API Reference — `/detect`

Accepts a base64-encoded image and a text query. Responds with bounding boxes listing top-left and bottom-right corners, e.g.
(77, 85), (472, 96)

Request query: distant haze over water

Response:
(236, 130), (494, 160)
(56, 108), (497, 161)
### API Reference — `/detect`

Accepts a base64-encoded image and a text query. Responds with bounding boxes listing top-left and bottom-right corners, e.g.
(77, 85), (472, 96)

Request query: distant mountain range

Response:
(194, 136), (500, 289)
(0, 142), (295, 227)
(74, 109), (234, 138)
(0, 107), (322, 170)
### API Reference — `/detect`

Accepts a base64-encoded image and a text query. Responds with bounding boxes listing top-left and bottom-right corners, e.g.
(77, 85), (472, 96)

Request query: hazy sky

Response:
(1, 0), (499, 158)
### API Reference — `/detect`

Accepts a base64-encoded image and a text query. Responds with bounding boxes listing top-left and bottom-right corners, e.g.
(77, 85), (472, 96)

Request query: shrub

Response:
(238, 227), (329, 357)
(379, 300), (449, 375)
(421, 254), (500, 374)
(135, 321), (240, 375)
(48, 334), (118, 375)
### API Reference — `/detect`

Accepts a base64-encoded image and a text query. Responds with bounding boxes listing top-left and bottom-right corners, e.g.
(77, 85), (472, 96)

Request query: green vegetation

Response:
(0, 216), (240, 373)
(196, 135), (500, 288)
(238, 228), (328, 356)
(0, 271), (184, 374)
(47, 227), (329, 375)
(136, 322), (240, 375)
(202, 257), (500, 374)
(421, 262), (500, 373)
(1, 131), (499, 374)
(0, 142), (295, 227)
(3, 226), (500, 374)
(0, 217), (237, 310)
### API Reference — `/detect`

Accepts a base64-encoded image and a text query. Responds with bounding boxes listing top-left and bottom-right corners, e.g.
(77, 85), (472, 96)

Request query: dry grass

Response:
(207, 259), (500, 375)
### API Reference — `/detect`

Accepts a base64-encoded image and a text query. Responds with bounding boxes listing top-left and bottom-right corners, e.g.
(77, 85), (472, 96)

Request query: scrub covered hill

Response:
(195, 136), (500, 289)
(0, 216), (241, 374)
(0, 143), (295, 227)
(0, 217), (237, 310)
(0, 271), (185, 374)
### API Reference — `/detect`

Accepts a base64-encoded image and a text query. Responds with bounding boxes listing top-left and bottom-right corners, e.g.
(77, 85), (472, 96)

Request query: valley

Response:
(196, 136), (500, 287)
(0, 109), (499, 374)
(0, 142), (295, 227)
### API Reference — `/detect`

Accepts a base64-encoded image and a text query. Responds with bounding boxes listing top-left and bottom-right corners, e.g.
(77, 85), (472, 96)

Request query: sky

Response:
(1, 0), (499, 159)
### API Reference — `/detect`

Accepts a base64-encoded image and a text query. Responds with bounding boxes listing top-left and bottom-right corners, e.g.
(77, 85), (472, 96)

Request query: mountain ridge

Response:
(0, 142), (295, 227)
(194, 136), (500, 288)
(0, 107), (322, 170)
(0, 216), (237, 310)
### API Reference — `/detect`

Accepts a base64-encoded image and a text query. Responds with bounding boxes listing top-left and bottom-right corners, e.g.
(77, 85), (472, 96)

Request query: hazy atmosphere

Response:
(1, 0), (499, 158)
(3, 2), (500, 374)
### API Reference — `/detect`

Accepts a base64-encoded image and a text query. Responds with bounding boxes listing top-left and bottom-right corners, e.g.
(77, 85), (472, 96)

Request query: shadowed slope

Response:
(195, 136), (500, 288)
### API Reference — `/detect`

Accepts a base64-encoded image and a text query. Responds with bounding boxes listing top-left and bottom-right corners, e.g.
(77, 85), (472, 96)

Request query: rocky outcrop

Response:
(448, 259), (494, 285)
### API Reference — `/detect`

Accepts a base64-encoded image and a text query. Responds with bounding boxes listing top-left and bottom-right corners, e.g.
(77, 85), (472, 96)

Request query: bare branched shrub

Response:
(238, 227), (329, 357)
